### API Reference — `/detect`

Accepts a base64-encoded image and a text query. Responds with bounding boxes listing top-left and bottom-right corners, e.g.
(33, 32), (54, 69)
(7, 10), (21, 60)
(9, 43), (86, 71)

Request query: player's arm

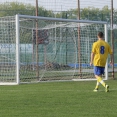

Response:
(90, 43), (95, 66)
(108, 45), (113, 65)
(110, 54), (113, 66)
(90, 52), (95, 66)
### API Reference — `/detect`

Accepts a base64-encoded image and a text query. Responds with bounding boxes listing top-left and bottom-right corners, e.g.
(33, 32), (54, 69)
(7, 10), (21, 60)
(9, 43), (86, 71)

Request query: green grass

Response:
(0, 80), (117, 117)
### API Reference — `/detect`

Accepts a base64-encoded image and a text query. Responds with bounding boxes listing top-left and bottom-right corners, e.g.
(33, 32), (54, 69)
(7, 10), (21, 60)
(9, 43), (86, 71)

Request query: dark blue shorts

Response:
(94, 66), (105, 75)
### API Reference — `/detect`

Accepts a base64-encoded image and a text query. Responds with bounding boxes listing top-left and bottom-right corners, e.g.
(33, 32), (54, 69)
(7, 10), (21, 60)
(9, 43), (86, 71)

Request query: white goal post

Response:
(0, 14), (108, 85)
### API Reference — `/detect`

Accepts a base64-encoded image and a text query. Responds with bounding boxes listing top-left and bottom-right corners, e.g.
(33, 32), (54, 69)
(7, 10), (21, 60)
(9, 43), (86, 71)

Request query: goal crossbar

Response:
(18, 14), (107, 24)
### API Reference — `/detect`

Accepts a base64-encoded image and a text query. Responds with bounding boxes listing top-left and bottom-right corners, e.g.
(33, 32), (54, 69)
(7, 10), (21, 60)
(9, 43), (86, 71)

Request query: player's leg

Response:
(95, 75), (109, 92)
(95, 75), (106, 87)
(93, 81), (100, 92)
(93, 66), (100, 92)
(94, 66), (109, 92)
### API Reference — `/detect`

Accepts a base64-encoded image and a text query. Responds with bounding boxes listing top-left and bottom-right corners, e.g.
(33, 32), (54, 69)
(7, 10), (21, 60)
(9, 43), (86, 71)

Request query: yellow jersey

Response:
(92, 40), (112, 67)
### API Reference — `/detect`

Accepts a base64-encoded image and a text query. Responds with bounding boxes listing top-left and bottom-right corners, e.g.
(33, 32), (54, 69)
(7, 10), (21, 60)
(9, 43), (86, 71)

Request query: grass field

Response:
(0, 80), (117, 117)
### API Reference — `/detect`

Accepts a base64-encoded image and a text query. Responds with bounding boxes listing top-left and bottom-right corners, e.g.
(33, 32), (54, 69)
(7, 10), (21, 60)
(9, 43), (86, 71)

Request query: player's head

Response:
(97, 32), (104, 39)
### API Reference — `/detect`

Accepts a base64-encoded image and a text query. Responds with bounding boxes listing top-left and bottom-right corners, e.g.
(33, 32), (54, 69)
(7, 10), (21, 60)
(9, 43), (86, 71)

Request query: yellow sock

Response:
(95, 81), (100, 89)
(97, 76), (106, 87)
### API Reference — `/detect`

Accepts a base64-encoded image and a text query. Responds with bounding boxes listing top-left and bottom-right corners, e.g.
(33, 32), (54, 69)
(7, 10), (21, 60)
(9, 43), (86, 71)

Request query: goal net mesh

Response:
(0, 15), (107, 84)
(0, 16), (16, 83)
(18, 16), (106, 83)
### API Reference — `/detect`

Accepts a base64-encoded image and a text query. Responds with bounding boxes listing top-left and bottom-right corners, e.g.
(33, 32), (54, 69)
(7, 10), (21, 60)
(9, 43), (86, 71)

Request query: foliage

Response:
(0, 2), (54, 17)
(0, 2), (113, 21)
(0, 2), (117, 24)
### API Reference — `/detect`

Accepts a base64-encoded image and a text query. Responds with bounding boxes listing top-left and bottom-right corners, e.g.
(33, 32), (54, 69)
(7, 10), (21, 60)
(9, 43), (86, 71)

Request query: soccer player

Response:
(90, 32), (113, 92)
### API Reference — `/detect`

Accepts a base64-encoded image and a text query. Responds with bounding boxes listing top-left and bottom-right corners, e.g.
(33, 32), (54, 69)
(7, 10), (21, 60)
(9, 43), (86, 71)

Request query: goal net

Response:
(0, 16), (16, 85)
(0, 14), (108, 84)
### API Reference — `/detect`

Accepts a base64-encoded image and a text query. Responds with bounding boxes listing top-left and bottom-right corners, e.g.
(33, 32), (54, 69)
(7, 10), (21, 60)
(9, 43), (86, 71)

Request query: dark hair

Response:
(98, 32), (104, 38)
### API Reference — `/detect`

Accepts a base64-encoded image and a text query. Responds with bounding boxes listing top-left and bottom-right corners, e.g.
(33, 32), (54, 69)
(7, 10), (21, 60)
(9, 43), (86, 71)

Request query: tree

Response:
(0, 2), (54, 17)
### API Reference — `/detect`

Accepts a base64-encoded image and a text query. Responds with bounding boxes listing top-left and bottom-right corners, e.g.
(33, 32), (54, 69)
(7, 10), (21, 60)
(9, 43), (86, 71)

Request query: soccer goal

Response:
(0, 14), (108, 85)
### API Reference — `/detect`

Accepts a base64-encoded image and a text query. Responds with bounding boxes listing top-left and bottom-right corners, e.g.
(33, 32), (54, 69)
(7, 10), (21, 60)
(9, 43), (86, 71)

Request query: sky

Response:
(0, 0), (117, 11)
